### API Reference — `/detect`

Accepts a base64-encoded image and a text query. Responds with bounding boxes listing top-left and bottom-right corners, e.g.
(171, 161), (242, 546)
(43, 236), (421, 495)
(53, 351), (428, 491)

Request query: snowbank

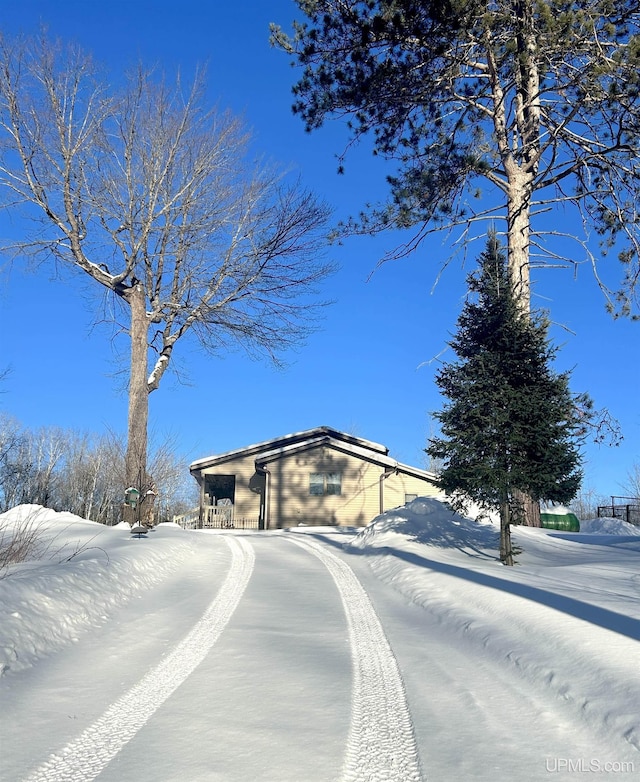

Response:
(580, 516), (640, 536)
(348, 497), (640, 756)
(352, 496), (640, 552)
(0, 505), (198, 675)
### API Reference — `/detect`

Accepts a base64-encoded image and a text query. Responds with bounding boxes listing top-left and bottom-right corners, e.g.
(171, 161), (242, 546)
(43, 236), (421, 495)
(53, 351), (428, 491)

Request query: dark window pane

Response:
(326, 472), (341, 495)
(310, 473), (324, 495)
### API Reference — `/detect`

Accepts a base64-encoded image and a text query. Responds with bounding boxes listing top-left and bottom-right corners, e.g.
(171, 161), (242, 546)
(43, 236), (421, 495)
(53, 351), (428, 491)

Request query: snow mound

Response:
(1, 503), (95, 527)
(540, 504), (573, 516)
(350, 497), (499, 560)
(579, 517), (640, 536)
(350, 498), (640, 567)
(0, 505), (197, 675)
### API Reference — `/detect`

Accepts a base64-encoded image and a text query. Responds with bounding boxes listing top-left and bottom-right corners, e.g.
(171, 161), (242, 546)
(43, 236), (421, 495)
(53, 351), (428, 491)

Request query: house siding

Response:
(382, 471), (440, 512)
(264, 445), (383, 528)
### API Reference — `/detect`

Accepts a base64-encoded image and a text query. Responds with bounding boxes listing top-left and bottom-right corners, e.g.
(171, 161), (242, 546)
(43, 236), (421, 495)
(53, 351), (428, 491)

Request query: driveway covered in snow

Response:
(1, 503), (639, 781)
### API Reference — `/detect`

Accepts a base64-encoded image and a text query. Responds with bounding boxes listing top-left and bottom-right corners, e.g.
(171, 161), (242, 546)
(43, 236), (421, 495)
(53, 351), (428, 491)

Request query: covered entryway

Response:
(203, 474), (236, 527)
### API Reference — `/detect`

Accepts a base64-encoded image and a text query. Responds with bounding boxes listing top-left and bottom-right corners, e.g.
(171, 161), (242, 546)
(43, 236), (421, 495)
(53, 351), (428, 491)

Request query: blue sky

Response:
(0, 0), (638, 501)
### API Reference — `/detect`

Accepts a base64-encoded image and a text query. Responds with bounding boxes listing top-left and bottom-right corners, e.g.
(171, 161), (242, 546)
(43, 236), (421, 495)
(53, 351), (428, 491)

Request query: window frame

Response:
(309, 471), (342, 497)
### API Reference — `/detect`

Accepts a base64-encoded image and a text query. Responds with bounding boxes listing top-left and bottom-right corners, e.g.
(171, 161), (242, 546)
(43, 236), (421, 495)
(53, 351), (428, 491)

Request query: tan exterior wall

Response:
(382, 471), (440, 512)
(264, 444), (384, 528)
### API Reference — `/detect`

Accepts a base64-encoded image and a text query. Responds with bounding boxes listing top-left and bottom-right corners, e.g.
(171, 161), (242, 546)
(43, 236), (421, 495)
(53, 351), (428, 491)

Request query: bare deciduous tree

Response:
(0, 414), (25, 512)
(568, 485), (610, 521)
(0, 34), (333, 517)
(622, 463), (640, 499)
(0, 417), (65, 511)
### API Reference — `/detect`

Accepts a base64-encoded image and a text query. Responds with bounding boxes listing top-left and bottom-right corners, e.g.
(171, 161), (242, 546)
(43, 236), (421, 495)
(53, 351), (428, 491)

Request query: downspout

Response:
(379, 465), (398, 514)
(257, 464), (271, 530)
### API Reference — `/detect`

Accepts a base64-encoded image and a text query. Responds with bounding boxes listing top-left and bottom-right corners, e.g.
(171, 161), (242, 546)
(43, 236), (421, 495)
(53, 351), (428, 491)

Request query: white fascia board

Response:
(256, 437), (413, 473)
(189, 426), (388, 472)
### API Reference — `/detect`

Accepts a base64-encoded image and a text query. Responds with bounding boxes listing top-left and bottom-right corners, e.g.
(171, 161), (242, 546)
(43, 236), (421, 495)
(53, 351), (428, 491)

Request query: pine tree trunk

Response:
(124, 282), (149, 525)
(507, 176), (541, 528)
(515, 488), (541, 527)
(506, 173), (532, 312)
(499, 497), (514, 566)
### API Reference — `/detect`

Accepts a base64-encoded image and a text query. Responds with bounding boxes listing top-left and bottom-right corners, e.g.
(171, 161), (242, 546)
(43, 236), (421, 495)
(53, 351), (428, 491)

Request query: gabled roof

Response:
(255, 434), (437, 482)
(189, 426), (388, 473)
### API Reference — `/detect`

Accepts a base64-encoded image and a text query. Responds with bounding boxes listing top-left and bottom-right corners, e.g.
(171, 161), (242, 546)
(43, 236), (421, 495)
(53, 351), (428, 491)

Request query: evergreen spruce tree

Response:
(427, 236), (583, 565)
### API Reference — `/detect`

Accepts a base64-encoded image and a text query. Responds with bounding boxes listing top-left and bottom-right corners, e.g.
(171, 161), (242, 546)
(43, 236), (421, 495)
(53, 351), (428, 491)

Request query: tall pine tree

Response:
(427, 235), (583, 565)
(273, 1), (640, 316)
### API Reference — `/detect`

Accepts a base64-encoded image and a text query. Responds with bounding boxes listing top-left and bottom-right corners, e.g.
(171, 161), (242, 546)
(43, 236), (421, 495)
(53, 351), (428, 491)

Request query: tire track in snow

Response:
(22, 535), (255, 782)
(289, 535), (423, 782)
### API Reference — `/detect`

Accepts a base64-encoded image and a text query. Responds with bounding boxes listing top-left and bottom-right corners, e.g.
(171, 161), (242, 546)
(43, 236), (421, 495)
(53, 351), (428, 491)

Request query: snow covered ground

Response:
(0, 499), (638, 781)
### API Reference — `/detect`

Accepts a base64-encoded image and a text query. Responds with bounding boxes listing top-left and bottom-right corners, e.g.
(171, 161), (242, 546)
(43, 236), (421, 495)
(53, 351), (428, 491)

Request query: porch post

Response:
(198, 475), (205, 529)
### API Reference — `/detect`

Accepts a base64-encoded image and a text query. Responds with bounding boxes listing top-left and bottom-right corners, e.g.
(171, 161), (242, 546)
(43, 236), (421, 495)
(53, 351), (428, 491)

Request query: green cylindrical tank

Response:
(540, 511), (580, 532)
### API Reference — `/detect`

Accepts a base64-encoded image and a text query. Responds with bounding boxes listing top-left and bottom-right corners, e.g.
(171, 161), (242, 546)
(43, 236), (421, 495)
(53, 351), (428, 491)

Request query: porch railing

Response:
(173, 506), (260, 530)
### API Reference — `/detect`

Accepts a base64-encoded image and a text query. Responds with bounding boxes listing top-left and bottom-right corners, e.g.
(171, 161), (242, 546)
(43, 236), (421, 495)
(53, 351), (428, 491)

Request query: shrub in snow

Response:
(0, 505), (51, 575)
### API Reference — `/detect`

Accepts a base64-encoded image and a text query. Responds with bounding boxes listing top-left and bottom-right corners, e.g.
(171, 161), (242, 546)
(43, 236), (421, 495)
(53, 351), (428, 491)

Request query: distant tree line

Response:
(0, 415), (197, 524)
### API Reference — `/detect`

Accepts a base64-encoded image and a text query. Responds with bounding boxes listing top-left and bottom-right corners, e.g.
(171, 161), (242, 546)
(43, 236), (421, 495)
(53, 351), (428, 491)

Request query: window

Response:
(310, 472), (342, 496)
(405, 494), (418, 504)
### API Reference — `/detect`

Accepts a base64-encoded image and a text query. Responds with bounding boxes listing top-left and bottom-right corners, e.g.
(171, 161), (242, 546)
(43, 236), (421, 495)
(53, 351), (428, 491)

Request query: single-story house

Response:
(188, 426), (440, 529)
